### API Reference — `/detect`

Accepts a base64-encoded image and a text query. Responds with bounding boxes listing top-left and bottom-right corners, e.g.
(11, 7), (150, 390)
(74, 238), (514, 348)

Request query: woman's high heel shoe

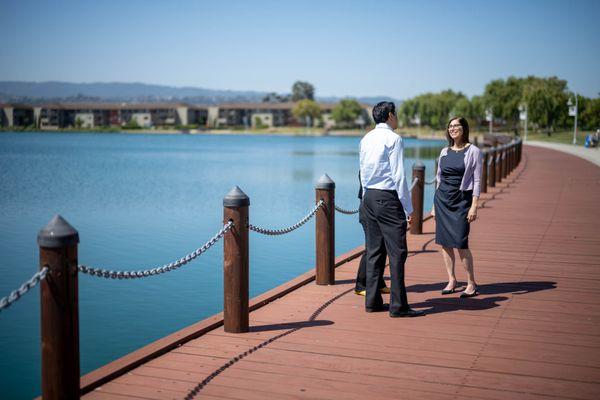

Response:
(441, 284), (457, 295)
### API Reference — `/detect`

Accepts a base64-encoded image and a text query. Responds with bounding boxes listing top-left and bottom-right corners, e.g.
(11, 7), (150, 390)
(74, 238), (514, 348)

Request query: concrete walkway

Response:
(525, 140), (600, 167)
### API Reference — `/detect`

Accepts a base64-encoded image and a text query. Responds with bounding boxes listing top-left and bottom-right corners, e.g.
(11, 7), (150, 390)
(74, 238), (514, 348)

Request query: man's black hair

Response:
(372, 101), (396, 124)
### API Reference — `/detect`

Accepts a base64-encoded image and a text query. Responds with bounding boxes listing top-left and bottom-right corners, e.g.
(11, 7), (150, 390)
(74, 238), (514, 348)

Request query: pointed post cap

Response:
(412, 161), (425, 170)
(37, 215), (79, 248)
(223, 186), (250, 207)
(315, 174), (335, 190)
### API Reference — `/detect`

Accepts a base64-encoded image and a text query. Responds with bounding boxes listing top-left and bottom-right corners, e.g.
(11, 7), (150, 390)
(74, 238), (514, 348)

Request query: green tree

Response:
(253, 116), (267, 129)
(331, 99), (363, 128)
(124, 117), (141, 129)
(481, 77), (524, 130)
(292, 99), (321, 126)
(398, 90), (466, 130)
(74, 117), (83, 129)
(522, 77), (568, 134)
(262, 92), (289, 103)
(579, 97), (600, 130)
(291, 81), (315, 101)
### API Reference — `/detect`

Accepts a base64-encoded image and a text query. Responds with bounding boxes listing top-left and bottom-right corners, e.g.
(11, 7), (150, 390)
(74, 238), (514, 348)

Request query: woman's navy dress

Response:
(434, 148), (473, 249)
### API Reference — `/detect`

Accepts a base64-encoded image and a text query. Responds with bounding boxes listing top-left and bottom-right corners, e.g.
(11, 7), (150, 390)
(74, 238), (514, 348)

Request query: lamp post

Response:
(567, 94), (578, 145)
(414, 113), (421, 136)
(485, 108), (493, 135)
(519, 103), (528, 141)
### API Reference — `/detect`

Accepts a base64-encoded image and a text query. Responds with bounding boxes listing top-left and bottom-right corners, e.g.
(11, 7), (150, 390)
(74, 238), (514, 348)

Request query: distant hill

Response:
(0, 81), (400, 105)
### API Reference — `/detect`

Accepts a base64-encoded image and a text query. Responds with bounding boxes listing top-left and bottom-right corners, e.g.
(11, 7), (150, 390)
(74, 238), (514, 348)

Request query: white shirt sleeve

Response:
(390, 136), (413, 215)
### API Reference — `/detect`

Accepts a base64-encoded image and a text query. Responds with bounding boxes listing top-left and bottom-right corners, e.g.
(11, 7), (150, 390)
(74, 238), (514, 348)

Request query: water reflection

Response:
(404, 146), (442, 159)
(292, 146), (442, 160)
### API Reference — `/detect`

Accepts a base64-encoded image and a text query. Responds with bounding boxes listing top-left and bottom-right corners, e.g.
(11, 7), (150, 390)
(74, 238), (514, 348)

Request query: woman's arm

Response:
(468, 147), (482, 223)
(467, 196), (478, 222)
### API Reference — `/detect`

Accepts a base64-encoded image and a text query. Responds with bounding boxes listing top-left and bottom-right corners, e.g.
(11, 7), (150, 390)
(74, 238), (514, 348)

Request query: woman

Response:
(431, 117), (482, 297)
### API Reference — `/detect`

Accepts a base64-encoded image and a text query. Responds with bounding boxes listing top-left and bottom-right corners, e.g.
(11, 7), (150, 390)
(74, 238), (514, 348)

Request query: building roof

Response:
(0, 102), (210, 111)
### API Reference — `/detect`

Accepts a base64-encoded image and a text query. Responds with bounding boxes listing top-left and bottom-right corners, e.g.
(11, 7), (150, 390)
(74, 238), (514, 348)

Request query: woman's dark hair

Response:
(372, 101), (396, 124)
(446, 117), (470, 146)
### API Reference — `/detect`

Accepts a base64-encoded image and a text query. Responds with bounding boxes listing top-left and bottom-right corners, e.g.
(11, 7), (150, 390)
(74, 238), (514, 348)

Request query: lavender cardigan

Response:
(436, 144), (483, 197)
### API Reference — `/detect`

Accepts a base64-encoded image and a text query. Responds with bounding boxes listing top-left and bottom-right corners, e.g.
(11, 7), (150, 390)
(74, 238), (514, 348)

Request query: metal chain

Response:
(249, 200), (324, 235)
(334, 204), (359, 215)
(425, 178), (436, 185)
(409, 177), (419, 190)
(78, 221), (233, 279)
(0, 267), (49, 312)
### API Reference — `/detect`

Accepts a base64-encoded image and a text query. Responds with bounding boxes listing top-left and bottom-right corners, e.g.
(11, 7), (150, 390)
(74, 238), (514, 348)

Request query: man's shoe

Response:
(365, 304), (389, 313)
(389, 308), (425, 318)
(355, 287), (389, 296)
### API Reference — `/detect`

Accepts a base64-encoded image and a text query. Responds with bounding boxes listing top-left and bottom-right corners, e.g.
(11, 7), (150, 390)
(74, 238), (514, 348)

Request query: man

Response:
(354, 172), (389, 296)
(359, 101), (423, 317)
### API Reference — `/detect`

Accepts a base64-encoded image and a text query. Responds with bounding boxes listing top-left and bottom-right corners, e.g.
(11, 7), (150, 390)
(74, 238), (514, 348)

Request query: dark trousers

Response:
(355, 202), (387, 291)
(363, 189), (409, 313)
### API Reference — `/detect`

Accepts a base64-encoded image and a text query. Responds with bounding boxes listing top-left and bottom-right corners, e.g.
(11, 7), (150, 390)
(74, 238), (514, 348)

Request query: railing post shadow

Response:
(315, 174), (335, 285)
(481, 150), (488, 194)
(410, 162), (425, 234)
(38, 215), (80, 400)
(223, 186), (249, 333)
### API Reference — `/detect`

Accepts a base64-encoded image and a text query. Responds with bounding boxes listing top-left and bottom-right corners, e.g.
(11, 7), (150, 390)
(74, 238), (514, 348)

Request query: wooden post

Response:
(489, 147), (496, 188)
(508, 145), (512, 176)
(512, 143), (516, 172)
(481, 150), (488, 194)
(410, 162), (425, 234)
(496, 146), (503, 184)
(315, 174), (335, 285)
(502, 145), (508, 179)
(38, 215), (80, 400)
(223, 186), (249, 333)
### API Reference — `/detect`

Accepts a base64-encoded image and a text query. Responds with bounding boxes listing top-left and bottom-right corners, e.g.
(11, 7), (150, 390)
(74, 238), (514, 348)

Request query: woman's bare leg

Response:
(441, 246), (457, 290)
(458, 248), (477, 293)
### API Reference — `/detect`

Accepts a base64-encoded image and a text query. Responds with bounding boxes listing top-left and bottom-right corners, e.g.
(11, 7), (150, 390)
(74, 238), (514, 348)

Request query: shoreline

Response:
(0, 128), (449, 141)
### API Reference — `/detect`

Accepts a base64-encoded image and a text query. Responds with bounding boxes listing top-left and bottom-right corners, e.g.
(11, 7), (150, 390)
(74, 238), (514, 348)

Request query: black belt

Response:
(365, 188), (398, 196)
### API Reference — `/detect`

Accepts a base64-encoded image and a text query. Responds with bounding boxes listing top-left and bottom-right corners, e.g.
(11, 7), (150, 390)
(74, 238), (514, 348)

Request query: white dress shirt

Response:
(359, 123), (413, 215)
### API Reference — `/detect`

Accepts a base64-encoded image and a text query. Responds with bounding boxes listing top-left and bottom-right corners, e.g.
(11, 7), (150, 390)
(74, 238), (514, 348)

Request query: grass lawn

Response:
(523, 130), (591, 145)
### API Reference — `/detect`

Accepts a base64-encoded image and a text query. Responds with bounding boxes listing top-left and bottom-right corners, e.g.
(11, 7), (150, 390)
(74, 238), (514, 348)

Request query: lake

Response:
(0, 131), (445, 398)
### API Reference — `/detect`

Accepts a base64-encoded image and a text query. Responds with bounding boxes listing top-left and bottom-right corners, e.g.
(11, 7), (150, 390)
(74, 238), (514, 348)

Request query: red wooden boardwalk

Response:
(82, 145), (600, 400)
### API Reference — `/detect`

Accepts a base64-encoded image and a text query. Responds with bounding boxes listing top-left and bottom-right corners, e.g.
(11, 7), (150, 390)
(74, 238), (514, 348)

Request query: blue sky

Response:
(1, 0), (599, 99)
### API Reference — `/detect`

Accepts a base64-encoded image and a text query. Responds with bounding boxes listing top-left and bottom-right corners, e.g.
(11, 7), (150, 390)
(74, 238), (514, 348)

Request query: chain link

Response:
(0, 267), (49, 312)
(334, 205), (359, 215)
(249, 200), (324, 235)
(409, 177), (419, 191)
(425, 178), (436, 185)
(78, 221), (233, 279)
